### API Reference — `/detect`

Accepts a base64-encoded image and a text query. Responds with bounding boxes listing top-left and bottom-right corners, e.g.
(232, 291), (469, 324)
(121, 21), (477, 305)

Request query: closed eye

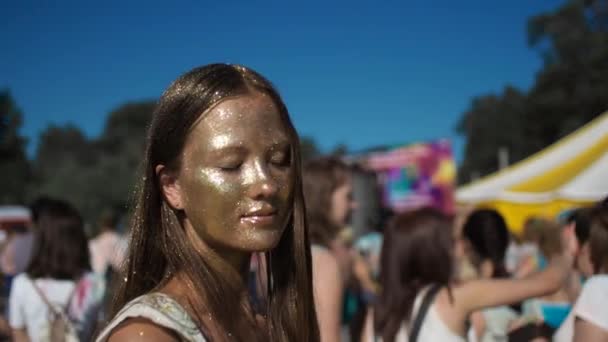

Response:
(217, 159), (244, 171)
(269, 148), (291, 167)
(219, 164), (242, 171)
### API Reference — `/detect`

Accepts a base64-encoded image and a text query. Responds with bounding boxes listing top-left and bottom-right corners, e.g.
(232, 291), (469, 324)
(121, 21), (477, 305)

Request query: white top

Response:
(363, 286), (466, 342)
(89, 231), (127, 274)
(96, 292), (207, 342)
(480, 306), (518, 342)
(9, 272), (105, 341)
(553, 275), (608, 341)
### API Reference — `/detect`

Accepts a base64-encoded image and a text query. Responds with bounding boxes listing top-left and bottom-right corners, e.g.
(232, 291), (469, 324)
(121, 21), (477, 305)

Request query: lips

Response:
(240, 206), (277, 226)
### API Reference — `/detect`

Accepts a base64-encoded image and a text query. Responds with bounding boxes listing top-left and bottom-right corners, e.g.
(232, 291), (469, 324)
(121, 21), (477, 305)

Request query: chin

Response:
(233, 229), (285, 252)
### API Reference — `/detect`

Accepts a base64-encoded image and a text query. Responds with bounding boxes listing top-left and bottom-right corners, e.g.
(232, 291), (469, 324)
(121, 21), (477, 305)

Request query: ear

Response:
(156, 165), (184, 210)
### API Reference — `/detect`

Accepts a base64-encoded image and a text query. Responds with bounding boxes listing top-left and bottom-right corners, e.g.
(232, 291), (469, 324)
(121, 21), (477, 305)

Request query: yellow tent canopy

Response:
(456, 111), (608, 234)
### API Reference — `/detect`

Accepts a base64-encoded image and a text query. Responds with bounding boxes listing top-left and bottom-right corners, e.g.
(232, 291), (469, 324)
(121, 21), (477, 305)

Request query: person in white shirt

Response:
(554, 203), (608, 341)
(88, 210), (126, 275)
(9, 199), (105, 342)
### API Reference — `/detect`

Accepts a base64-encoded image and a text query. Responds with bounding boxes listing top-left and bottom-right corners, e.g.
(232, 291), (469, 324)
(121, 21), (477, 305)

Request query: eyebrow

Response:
(207, 145), (247, 158)
(206, 135), (291, 155)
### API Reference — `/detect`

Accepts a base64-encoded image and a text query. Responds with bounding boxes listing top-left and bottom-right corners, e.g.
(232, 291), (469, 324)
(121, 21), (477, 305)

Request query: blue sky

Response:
(1, 0), (563, 161)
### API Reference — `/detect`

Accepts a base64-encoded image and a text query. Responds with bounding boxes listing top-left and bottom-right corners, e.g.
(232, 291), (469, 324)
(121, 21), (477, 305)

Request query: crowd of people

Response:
(0, 198), (126, 341)
(303, 156), (608, 342)
(0, 63), (606, 341)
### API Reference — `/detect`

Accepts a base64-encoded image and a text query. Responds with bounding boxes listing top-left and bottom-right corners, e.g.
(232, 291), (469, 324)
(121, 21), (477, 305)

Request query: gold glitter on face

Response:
(178, 93), (294, 253)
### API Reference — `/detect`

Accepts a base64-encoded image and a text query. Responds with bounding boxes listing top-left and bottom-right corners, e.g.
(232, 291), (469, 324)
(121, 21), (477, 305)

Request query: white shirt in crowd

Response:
(9, 272), (105, 341)
(89, 231), (127, 275)
(362, 286), (466, 342)
(554, 275), (608, 341)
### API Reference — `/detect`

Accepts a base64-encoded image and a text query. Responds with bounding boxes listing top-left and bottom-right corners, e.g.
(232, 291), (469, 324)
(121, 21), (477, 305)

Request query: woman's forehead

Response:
(187, 94), (291, 150)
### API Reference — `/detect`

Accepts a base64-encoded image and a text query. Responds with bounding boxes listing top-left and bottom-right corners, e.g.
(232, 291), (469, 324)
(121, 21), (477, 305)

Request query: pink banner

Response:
(366, 139), (456, 215)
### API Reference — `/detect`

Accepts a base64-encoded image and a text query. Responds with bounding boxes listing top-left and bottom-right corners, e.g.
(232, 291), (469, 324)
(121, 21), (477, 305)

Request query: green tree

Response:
(31, 101), (155, 222)
(457, 87), (528, 182)
(458, 0), (608, 183)
(300, 136), (321, 162)
(0, 91), (30, 203)
(330, 143), (348, 157)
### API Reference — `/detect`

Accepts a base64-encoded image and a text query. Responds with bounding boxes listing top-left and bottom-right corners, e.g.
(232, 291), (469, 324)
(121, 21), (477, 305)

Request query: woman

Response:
(9, 198), (105, 341)
(303, 157), (357, 341)
(97, 64), (319, 341)
(362, 208), (576, 342)
(554, 203), (608, 341)
(89, 209), (126, 276)
(460, 209), (520, 342)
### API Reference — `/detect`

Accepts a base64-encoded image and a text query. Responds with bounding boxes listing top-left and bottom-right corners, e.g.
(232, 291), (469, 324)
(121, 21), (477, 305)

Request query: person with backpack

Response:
(8, 199), (105, 341)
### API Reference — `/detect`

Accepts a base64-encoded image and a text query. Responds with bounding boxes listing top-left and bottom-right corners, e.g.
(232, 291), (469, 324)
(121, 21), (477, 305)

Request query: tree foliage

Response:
(0, 91), (29, 203)
(300, 136), (321, 162)
(458, 0), (608, 183)
(30, 101), (156, 222)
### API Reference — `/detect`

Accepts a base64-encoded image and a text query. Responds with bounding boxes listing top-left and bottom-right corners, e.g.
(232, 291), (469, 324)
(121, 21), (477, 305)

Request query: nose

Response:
(246, 161), (278, 200)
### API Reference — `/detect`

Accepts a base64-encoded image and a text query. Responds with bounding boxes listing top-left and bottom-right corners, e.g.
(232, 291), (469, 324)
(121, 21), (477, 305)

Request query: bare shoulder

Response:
(107, 317), (181, 342)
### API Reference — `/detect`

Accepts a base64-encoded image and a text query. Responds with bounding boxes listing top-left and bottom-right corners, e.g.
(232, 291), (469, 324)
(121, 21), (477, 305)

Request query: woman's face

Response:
(178, 93), (294, 253)
(330, 180), (354, 228)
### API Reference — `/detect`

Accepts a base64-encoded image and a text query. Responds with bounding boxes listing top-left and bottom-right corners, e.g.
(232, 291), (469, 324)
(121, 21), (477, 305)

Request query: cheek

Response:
(183, 169), (243, 220)
(273, 166), (295, 196)
(336, 194), (349, 217)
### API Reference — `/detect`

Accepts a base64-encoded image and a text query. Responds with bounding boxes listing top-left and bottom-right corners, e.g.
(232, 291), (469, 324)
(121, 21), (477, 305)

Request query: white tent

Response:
(456, 111), (608, 233)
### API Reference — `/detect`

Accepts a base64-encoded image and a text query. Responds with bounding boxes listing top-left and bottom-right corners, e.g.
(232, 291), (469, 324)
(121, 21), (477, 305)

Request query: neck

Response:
(211, 245), (251, 286)
(160, 226), (252, 321)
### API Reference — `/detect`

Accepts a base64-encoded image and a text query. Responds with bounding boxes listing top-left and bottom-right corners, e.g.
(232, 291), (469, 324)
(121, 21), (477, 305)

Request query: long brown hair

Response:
(27, 198), (90, 280)
(462, 209), (510, 278)
(110, 64), (318, 341)
(374, 208), (453, 342)
(302, 156), (350, 247)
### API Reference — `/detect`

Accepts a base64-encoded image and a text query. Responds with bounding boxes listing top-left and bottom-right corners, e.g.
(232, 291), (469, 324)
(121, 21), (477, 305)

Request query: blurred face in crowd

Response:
(330, 179), (355, 227)
(163, 93), (295, 254)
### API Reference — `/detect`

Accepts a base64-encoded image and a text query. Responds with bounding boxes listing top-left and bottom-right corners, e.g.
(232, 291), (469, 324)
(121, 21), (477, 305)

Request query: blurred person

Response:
(460, 209), (519, 342)
(303, 156), (357, 342)
(350, 210), (390, 341)
(0, 197), (56, 278)
(8, 199), (105, 341)
(453, 204), (486, 284)
(361, 208), (577, 342)
(505, 232), (538, 276)
(565, 207), (594, 281)
(0, 225), (32, 278)
(89, 209), (126, 275)
(353, 207), (394, 286)
(353, 230), (383, 292)
(517, 218), (581, 335)
(511, 217), (556, 279)
(554, 203), (608, 341)
(0, 197), (56, 300)
(536, 219), (564, 267)
(96, 64), (319, 342)
(89, 209), (127, 325)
